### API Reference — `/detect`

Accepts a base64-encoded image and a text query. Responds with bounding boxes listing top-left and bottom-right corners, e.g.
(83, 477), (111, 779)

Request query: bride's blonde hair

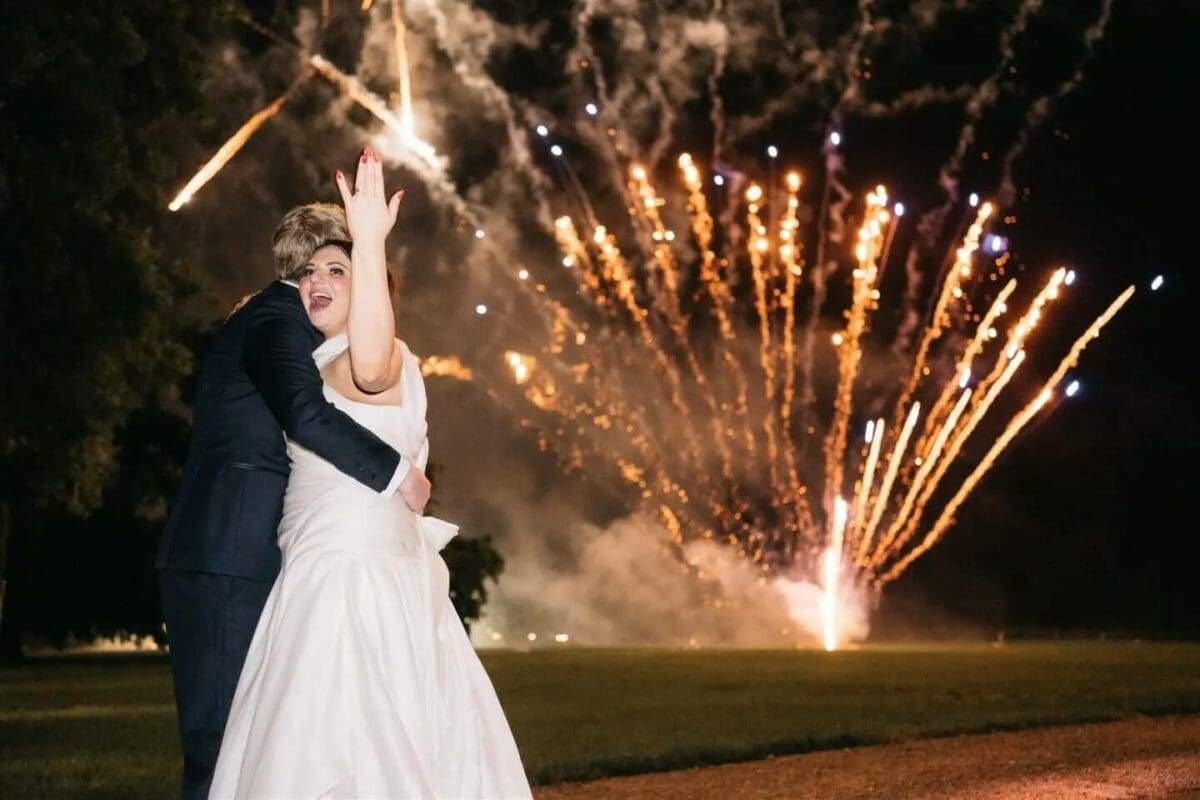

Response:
(272, 203), (350, 280)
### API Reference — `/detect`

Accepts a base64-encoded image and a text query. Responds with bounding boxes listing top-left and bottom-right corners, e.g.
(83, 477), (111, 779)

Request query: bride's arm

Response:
(335, 147), (405, 394)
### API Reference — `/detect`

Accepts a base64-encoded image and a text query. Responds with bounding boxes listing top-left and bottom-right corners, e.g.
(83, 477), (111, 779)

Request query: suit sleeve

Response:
(243, 312), (408, 493)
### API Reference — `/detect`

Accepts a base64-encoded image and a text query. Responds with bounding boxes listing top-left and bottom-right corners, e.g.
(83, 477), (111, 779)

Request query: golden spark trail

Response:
(542, 232), (684, 488)
(885, 202), (993, 445)
(852, 417), (886, 563)
(168, 81), (304, 211)
(553, 216), (607, 304)
(873, 386), (973, 560)
(389, 0), (415, 135)
(418, 355), (473, 380)
(678, 155), (760, 501)
(505, 351), (559, 411)
(778, 172), (804, 423)
(579, 219), (737, 537)
(491, 357), (701, 543)
(882, 349), (1028, 564)
(824, 187), (889, 511)
(309, 54), (438, 168)
(629, 166), (682, 302)
(678, 155), (727, 319)
(858, 401), (920, 562)
(777, 171), (814, 537)
(966, 268), (1066, 424)
(625, 169), (744, 533)
(746, 182), (785, 502)
(877, 212), (901, 283)
(914, 279), (1017, 460)
(820, 497), (849, 651)
(881, 284), (1134, 583)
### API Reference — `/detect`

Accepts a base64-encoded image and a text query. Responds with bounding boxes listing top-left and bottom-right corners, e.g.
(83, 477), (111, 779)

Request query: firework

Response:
(823, 187), (890, 516)
(486, 154), (1134, 649)
(168, 81), (306, 211)
(820, 498), (849, 652)
(309, 54), (439, 169)
(880, 286), (1134, 583)
(168, 5), (437, 209)
(418, 355), (473, 380)
(389, 0), (415, 136)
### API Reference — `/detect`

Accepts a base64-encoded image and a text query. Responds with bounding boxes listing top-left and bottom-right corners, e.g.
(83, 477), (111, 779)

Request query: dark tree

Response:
(423, 463), (507, 632)
(0, 2), (221, 659)
(444, 535), (506, 635)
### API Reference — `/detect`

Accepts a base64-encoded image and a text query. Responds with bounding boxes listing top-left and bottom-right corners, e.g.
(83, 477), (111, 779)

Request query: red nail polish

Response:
(360, 152), (368, 163)
(335, 170), (343, 180)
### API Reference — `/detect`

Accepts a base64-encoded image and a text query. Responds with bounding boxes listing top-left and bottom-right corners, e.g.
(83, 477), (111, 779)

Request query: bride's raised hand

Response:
(334, 146), (404, 247)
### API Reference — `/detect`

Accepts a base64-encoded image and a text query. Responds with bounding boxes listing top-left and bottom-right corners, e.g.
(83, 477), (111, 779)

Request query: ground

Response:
(535, 714), (1200, 799)
(2, 642), (1198, 798)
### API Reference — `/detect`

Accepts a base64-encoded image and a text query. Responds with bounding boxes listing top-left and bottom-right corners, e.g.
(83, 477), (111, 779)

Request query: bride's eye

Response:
(331, 267), (346, 277)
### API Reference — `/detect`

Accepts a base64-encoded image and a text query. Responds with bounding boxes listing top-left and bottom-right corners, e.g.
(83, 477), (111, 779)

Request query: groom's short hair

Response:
(273, 203), (350, 281)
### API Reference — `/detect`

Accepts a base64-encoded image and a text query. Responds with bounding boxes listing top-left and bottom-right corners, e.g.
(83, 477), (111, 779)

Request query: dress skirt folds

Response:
(208, 337), (530, 799)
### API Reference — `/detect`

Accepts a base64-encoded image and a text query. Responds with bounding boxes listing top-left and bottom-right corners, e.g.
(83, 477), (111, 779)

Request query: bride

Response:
(208, 148), (532, 799)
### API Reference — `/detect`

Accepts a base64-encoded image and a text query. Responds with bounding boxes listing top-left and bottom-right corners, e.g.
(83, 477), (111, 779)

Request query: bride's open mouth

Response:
(309, 291), (333, 312)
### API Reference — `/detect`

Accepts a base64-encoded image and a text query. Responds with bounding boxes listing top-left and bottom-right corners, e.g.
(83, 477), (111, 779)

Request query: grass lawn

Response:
(2, 641), (1199, 798)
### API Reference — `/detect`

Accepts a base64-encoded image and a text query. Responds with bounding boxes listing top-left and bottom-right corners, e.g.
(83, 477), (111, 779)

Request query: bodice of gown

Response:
(278, 334), (453, 562)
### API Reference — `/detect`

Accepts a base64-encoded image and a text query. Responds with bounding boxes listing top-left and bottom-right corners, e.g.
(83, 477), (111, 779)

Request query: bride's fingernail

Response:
(335, 170), (343, 180)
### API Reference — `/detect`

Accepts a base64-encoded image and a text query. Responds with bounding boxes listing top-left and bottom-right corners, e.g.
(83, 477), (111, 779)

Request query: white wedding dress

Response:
(209, 335), (531, 799)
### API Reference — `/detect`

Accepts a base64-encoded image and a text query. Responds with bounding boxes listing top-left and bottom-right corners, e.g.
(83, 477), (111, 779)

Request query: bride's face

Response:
(299, 244), (351, 335)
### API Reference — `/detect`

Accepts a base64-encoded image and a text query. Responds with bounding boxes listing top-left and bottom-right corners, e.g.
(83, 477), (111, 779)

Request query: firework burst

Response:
(488, 152), (1134, 649)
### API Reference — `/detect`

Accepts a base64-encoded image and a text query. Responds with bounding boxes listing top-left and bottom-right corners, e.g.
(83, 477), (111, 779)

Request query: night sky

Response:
(154, 0), (1196, 640)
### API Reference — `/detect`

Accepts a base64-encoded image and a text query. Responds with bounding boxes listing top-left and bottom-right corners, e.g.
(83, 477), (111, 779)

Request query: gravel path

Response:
(535, 715), (1200, 799)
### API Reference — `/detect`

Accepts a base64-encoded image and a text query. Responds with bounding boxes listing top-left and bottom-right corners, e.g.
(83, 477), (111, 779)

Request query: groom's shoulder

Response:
(244, 281), (306, 323)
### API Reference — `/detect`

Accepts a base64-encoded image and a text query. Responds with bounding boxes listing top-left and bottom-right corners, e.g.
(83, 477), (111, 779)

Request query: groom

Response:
(155, 202), (430, 800)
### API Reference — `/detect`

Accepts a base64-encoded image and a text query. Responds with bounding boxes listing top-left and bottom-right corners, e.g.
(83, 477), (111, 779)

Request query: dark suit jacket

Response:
(156, 281), (403, 581)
